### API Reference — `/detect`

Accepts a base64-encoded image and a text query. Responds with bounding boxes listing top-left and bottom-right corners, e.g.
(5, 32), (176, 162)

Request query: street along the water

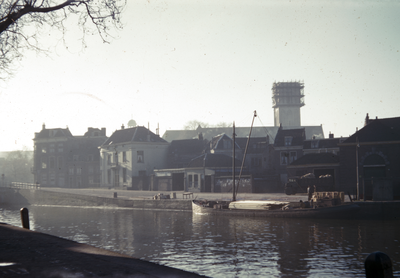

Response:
(1, 205), (399, 277)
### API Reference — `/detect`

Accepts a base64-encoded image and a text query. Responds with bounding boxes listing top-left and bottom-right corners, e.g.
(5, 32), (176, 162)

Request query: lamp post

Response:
(356, 137), (360, 200)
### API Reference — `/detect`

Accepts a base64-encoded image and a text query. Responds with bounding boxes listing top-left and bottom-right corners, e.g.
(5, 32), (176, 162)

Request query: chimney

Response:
(42, 123), (46, 130)
(329, 132), (334, 139)
(101, 128), (106, 136)
(364, 113), (370, 126)
(198, 132), (203, 141)
(121, 124), (125, 129)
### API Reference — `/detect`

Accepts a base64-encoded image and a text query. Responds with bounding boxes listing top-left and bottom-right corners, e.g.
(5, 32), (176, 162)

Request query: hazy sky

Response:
(1, 0), (399, 151)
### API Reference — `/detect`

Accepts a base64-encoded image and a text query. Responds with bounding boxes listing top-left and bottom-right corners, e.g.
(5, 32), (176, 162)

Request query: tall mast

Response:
(232, 122), (236, 201)
(234, 110), (257, 200)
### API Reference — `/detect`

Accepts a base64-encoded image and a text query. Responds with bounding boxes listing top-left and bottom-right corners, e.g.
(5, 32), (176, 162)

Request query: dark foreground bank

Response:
(0, 223), (205, 278)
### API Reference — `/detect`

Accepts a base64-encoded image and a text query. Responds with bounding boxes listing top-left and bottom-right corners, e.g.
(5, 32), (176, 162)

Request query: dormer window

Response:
(311, 140), (319, 149)
(222, 139), (232, 149)
(284, 136), (293, 146)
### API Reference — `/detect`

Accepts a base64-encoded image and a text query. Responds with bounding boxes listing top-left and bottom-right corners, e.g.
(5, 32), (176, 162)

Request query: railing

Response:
(10, 182), (40, 189)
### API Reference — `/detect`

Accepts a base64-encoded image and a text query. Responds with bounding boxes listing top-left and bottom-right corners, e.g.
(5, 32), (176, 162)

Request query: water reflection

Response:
(1, 205), (399, 277)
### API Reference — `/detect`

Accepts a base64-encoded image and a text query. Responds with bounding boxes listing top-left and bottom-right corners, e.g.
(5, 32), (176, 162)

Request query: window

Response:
(49, 173), (55, 185)
(123, 151), (127, 162)
(69, 176), (74, 187)
(58, 144), (63, 152)
(89, 166), (94, 174)
(251, 157), (262, 167)
(281, 152), (289, 165)
(49, 144), (55, 153)
(42, 147), (47, 154)
(139, 170), (146, 176)
(311, 140), (319, 149)
(69, 166), (74, 175)
(188, 175), (193, 187)
(284, 136), (293, 146)
(42, 157), (47, 169)
(76, 168), (82, 175)
(290, 152), (297, 163)
(107, 154), (111, 165)
(49, 157), (55, 169)
(137, 151), (144, 163)
(57, 157), (63, 169)
(76, 177), (81, 187)
(89, 176), (94, 184)
(194, 174), (199, 188)
(41, 173), (47, 185)
(222, 139), (232, 149)
(123, 168), (127, 183)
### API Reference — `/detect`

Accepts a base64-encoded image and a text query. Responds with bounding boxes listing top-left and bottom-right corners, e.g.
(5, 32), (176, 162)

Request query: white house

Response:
(99, 125), (169, 189)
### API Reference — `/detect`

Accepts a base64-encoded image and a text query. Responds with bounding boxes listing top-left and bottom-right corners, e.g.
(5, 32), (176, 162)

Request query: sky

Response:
(1, 0), (399, 151)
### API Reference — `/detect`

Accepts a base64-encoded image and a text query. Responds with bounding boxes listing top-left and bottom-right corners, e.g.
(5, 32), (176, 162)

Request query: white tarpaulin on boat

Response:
(229, 200), (289, 210)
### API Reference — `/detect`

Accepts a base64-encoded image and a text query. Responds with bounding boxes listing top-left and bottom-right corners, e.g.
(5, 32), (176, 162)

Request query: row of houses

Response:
(32, 114), (400, 198)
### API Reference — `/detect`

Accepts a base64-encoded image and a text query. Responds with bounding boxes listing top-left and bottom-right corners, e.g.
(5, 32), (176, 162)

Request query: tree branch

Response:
(0, 0), (77, 33)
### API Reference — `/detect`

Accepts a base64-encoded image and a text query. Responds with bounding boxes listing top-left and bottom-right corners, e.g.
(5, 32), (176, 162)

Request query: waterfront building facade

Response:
(33, 125), (107, 187)
(99, 125), (169, 189)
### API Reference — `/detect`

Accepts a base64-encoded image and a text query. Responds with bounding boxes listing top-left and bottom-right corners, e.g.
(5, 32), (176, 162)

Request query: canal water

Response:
(1, 205), (399, 277)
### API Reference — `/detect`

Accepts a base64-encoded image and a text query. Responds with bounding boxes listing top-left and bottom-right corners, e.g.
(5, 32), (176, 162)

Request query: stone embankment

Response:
(0, 187), (307, 210)
(2, 187), (400, 219)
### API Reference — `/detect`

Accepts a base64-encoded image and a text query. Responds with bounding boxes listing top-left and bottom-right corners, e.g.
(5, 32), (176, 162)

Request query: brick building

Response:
(33, 125), (107, 187)
(338, 115), (400, 199)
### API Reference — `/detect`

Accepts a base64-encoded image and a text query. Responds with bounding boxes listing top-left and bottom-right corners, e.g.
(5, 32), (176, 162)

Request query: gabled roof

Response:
(169, 139), (205, 155)
(34, 128), (73, 139)
(188, 153), (240, 168)
(274, 128), (305, 147)
(303, 137), (346, 149)
(343, 116), (400, 144)
(102, 126), (167, 146)
(235, 137), (268, 150)
(209, 133), (240, 150)
(162, 125), (324, 143)
(288, 153), (339, 166)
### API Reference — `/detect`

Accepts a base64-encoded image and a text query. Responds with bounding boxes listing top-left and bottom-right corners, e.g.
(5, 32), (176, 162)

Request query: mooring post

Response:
(20, 207), (30, 230)
(365, 251), (393, 278)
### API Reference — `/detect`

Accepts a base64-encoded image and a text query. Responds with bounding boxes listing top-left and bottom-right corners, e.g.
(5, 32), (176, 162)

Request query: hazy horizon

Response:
(1, 0), (399, 151)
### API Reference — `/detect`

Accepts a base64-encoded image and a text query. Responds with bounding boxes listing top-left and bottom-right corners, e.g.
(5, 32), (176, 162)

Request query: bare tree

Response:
(183, 120), (209, 130)
(2, 149), (33, 184)
(215, 121), (232, 128)
(0, 0), (126, 80)
(183, 120), (232, 130)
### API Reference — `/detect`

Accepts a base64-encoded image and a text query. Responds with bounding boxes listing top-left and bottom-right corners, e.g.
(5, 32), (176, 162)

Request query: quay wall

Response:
(353, 201), (400, 220)
(1, 188), (399, 219)
(0, 188), (192, 211)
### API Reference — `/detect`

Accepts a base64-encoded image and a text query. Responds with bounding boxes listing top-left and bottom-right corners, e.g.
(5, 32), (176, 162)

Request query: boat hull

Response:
(192, 200), (360, 219)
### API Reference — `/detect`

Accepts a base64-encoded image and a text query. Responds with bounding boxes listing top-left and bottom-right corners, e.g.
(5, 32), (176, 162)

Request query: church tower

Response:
(272, 81), (305, 127)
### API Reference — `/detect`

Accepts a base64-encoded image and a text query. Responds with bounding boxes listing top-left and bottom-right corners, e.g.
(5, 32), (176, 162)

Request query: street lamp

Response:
(356, 137), (360, 200)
